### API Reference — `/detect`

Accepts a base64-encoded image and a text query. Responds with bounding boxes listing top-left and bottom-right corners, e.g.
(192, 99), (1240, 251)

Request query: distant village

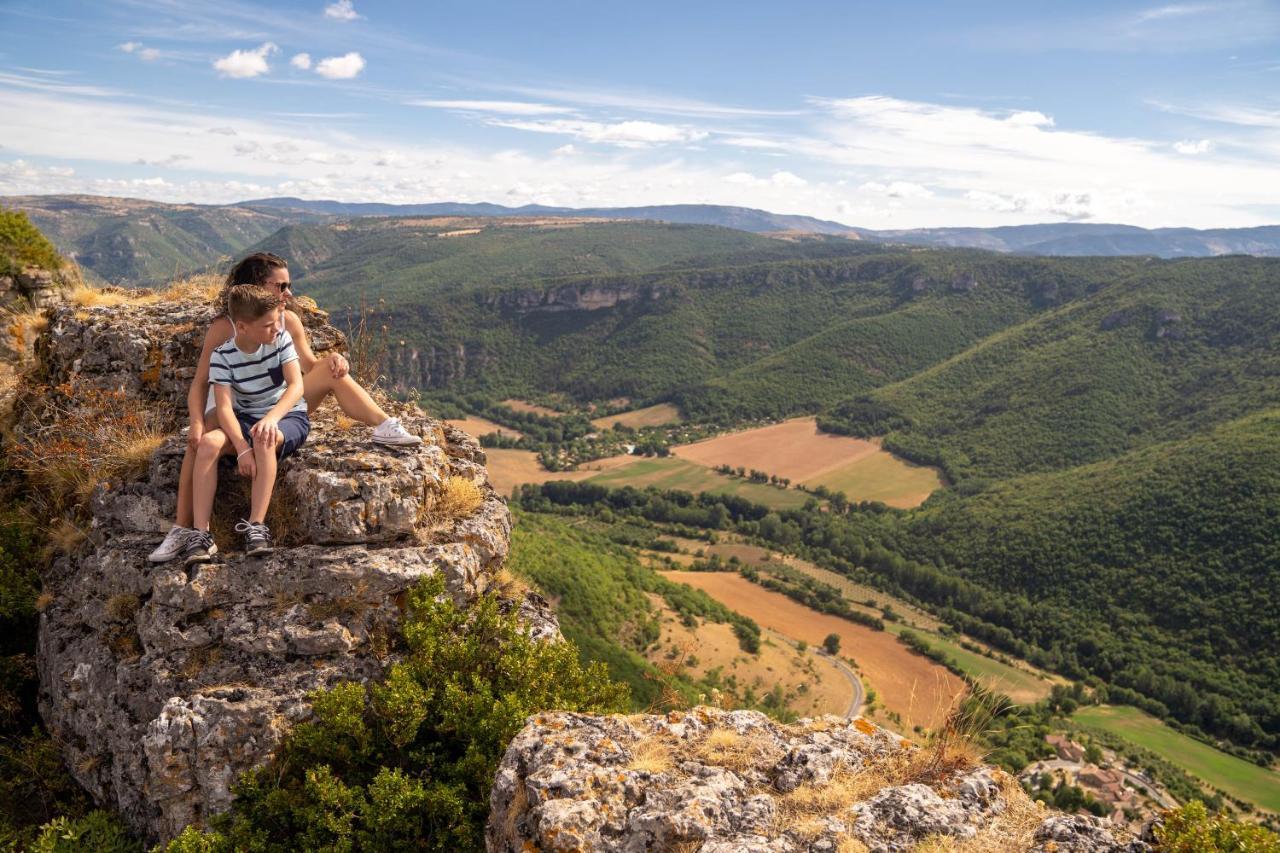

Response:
(1020, 734), (1178, 834)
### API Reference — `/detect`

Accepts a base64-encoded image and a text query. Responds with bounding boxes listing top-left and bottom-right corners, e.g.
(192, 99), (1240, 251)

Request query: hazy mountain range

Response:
(4, 193), (1278, 284)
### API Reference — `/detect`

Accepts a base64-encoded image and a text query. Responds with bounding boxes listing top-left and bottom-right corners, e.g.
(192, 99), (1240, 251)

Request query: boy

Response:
(182, 285), (310, 565)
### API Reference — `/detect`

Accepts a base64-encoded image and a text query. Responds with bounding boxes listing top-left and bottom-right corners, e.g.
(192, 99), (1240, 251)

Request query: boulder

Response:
(31, 294), (523, 843)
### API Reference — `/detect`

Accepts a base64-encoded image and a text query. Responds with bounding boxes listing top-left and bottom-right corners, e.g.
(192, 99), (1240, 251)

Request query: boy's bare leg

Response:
(192, 429), (231, 530)
(176, 410), (223, 528)
(249, 440), (277, 524)
(303, 369), (387, 426)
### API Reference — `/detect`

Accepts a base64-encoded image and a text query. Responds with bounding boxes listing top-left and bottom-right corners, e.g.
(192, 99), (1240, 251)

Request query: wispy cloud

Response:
(487, 118), (709, 147)
(291, 53), (312, 70)
(407, 99), (574, 116)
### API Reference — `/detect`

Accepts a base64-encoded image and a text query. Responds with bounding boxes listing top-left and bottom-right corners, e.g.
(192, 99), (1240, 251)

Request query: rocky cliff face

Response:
(489, 708), (1149, 852)
(29, 295), (522, 842)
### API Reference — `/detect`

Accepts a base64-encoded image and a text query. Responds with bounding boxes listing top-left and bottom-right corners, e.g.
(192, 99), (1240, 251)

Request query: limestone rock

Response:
(487, 708), (1148, 852)
(32, 295), (526, 843)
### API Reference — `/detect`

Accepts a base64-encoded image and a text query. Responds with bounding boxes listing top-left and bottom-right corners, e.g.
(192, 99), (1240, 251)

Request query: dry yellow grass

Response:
(67, 284), (135, 308)
(695, 727), (783, 773)
(3, 305), (48, 360)
(626, 738), (674, 774)
(34, 591), (54, 612)
(433, 476), (484, 520)
(45, 517), (88, 554)
(156, 273), (222, 304)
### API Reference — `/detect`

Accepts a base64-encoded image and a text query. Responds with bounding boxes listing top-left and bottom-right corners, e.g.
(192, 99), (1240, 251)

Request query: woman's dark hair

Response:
(217, 252), (292, 316)
(225, 252), (287, 287)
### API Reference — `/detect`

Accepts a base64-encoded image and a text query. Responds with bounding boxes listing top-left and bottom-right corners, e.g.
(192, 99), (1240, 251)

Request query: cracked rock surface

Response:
(32, 298), (530, 843)
(487, 708), (1149, 852)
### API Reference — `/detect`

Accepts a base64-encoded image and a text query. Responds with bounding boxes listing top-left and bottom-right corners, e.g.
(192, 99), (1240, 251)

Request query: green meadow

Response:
(1073, 705), (1280, 813)
(584, 457), (810, 510)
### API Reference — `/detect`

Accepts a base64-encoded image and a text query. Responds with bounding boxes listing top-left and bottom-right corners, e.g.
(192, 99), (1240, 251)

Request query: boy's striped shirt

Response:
(209, 328), (307, 419)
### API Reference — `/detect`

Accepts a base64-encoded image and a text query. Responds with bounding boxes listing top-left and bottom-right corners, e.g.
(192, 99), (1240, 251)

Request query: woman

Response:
(149, 252), (421, 562)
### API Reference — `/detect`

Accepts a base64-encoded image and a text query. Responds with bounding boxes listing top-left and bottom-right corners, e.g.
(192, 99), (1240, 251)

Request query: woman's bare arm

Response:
(283, 310), (319, 373)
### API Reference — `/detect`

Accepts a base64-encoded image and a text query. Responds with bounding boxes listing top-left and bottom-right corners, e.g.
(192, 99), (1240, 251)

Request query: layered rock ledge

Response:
(488, 708), (1149, 852)
(31, 297), (521, 842)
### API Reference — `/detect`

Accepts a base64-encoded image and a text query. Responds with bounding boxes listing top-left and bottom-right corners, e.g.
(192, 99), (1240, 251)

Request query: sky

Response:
(1, 0), (1279, 228)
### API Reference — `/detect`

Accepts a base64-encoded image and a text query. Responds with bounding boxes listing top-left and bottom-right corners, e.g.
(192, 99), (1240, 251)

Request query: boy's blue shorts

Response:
(236, 410), (310, 460)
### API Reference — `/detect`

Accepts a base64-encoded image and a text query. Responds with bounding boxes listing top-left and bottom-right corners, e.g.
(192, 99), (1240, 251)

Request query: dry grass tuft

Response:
(156, 273), (221, 305)
(500, 773), (530, 848)
(7, 379), (172, 521)
(180, 645), (223, 681)
(491, 566), (531, 599)
(104, 593), (141, 622)
(626, 738), (674, 774)
(695, 727), (783, 773)
(34, 591), (54, 612)
(432, 476), (484, 522)
(45, 517), (88, 555)
(3, 304), (48, 361)
(777, 761), (896, 835)
(67, 284), (134, 308)
(836, 839), (869, 853)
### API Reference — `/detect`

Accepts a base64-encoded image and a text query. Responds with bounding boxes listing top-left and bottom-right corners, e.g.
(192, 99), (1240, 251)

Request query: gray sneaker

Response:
(236, 520), (273, 557)
(181, 530), (217, 566)
(149, 526), (194, 563)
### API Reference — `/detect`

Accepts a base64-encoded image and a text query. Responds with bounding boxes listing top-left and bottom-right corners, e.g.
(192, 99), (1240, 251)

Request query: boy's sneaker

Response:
(371, 417), (422, 447)
(149, 526), (194, 563)
(236, 520), (273, 557)
(181, 530), (217, 566)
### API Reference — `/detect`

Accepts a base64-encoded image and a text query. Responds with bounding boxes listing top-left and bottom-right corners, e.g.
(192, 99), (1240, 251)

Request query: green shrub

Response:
(1155, 801), (1280, 851)
(0, 211), (62, 276)
(21, 810), (141, 853)
(166, 573), (628, 851)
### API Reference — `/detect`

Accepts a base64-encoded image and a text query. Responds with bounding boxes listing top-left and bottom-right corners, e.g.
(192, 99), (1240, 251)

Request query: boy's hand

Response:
(187, 418), (204, 451)
(237, 449), (257, 479)
(251, 417), (280, 448)
(328, 353), (349, 378)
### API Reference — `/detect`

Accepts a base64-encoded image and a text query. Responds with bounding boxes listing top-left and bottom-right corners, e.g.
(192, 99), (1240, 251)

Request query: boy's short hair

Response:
(226, 284), (283, 323)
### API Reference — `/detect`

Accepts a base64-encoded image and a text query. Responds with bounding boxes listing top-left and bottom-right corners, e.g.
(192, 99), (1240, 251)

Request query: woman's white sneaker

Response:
(371, 417), (422, 446)
(149, 526), (194, 563)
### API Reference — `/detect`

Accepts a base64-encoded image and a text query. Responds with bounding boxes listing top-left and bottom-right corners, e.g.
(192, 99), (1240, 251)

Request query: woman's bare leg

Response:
(192, 429), (233, 530)
(175, 410), (223, 528)
(303, 369), (388, 426)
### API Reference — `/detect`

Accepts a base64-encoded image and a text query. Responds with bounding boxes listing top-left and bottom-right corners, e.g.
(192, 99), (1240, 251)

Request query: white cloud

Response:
(119, 42), (161, 61)
(860, 180), (934, 199)
(489, 118), (707, 147)
(553, 144), (578, 156)
(314, 52), (365, 79)
(1174, 138), (1213, 154)
(324, 0), (362, 21)
(212, 42), (278, 79)
(408, 99), (572, 116)
(291, 53), (312, 70)
(118, 42), (142, 53)
(207, 127), (237, 136)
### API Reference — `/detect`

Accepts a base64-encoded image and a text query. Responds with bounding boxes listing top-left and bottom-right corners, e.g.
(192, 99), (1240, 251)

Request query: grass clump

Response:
(164, 572), (628, 852)
(432, 476), (484, 521)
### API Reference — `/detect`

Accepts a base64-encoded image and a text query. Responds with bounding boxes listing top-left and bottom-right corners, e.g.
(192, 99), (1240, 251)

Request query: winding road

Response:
(771, 632), (864, 719)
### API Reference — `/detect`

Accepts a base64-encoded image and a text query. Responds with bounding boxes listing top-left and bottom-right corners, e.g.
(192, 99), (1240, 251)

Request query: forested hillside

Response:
(2, 195), (308, 284)
(821, 256), (1280, 480)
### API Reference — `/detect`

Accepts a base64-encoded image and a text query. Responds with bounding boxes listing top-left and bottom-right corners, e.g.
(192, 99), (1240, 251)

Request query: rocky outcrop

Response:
(488, 708), (1149, 852)
(30, 296), (526, 842)
(0, 265), (67, 311)
(483, 281), (670, 315)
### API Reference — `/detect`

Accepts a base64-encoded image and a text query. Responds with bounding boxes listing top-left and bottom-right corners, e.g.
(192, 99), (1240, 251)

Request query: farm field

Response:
(1073, 705), (1280, 813)
(502, 398), (563, 417)
(644, 594), (853, 719)
(585, 457), (811, 509)
(765, 555), (1055, 702)
(805, 447), (944, 509)
(662, 570), (966, 732)
(481, 448), (638, 494)
(671, 417), (943, 507)
(591, 402), (683, 430)
(444, 416), (524, 441)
